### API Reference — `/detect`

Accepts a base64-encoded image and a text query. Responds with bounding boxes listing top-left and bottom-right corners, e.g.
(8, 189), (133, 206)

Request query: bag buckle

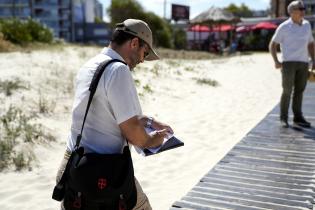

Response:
(72, 192), (82, 209)
(119, 194), (127, 210)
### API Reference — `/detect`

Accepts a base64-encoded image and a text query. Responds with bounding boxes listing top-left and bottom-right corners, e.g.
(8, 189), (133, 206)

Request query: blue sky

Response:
(100, 0), (270, 21)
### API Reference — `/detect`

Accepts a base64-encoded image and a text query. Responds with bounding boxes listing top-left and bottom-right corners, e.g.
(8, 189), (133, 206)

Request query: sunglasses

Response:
(144, 50), (149, 58)
(295, 7), (306, 11)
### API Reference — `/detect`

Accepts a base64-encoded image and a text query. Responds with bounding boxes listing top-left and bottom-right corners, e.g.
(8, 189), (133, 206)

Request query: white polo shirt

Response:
(67, 48), (142, 154)
(271, 18), (314, 63)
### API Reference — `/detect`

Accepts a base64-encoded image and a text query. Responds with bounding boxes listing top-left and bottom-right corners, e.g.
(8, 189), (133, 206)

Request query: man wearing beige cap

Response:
(269, 0), (315, 128)
(56, 19), (173, 209)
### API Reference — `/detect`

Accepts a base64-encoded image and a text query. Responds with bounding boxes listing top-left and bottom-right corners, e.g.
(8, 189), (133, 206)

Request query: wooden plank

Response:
(172, 199), (265, 210)
(217, 161), (315, 177)
(172, 83), (315, 209)
(210, 168), (315, 185)
(196, 180), (315, 201)
(194, 182), (314, 203)
(214, 164), (315, 182)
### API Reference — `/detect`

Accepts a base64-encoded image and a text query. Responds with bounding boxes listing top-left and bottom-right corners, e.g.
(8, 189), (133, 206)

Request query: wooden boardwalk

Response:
(171, 83), (315, 210)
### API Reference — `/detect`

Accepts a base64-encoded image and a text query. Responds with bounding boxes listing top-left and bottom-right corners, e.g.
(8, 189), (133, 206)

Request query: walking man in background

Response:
(269, 0), (315, 128)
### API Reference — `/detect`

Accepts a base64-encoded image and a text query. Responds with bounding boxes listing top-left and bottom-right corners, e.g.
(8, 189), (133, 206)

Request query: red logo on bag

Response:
(73, 198), (81, 208)
(98, 178), (107, 190)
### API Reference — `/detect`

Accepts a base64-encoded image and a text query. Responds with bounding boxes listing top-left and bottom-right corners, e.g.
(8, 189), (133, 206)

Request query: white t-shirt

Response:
(67, 48), (142, 154)
(271, 18), (314, 63)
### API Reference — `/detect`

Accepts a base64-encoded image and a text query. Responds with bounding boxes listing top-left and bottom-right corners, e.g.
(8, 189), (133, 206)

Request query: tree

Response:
(173, 28), (186, 49)
(107, 0), (172, 48)
(107, 0), (146, 27)
(224, 3), (253, 18)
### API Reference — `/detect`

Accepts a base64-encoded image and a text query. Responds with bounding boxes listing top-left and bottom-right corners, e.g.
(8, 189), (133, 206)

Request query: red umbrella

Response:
(236, 25), (252, 33)
(251, 22), (278, 30)
(212, 24), (235, 32)
(188, 25), (211, 32)
(189, 24), (235, 32)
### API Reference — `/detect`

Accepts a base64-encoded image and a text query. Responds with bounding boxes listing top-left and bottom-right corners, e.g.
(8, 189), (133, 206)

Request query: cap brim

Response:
(145, 48), (159, 61)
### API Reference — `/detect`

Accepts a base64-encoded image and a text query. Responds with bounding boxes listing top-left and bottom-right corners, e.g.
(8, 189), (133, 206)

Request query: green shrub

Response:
(26, 19), (53, 43)
(13, 152), (30, 171)
(143, 84), (153, 93)
(174, 28), (187, 49)
(0, 18), (53, 45)
(0, 18), (32, 44)
(0, 138), (14, 169)
(0, 105), (55, 171)
(143, 12), (172, 48)
(195, 78), (219, 87)
(108, 0), (172, 48)
(0, 32), (15, 52)
(0, 78), (28, 96)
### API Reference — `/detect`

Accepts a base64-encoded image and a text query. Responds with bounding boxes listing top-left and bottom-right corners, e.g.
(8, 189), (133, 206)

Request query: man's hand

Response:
(119, 116), (170, 149)
(275, 61), (282, 69)
(151, 120), (174, 134)
(148, 129), (168, 148)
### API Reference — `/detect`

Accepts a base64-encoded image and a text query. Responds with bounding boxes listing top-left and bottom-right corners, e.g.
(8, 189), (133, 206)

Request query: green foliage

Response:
(107, 0), (145, 25)
(26, 19), (53, 43)
(13, 152), (34, 171)
(108, 0), (172, 48)
(0, 32), (15, 52)
(134, 79), (141, 87)
(184, 66), (194, 72)
(94, 17), (104, 23)
(143, 12), (172, 48)
(195, 78), (219, 87)
(166, 60), (180, 67)
(0, 18), (32, 44)
(0, 78), (28, 96)
(143, 84), (153, 93)
(0, 138), (13, 170)
(224, 3), (253, 18)
(37, 92), (55, 114)
(0, 18), (53, 45)
(173, 28), (187, 49)
(0, 105), (55, 171)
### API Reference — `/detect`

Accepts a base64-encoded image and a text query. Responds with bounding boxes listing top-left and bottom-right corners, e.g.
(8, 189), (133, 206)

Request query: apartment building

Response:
(0, 0), (30, 18)
(32, 0), (73, 41)
(0, 0), (104, 42)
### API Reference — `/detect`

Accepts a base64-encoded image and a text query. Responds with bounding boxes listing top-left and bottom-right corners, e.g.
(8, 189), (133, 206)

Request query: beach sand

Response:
(0, 47), (282, 210)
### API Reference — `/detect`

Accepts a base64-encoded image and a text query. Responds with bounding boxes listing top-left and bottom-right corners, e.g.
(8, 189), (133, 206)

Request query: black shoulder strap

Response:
(74, 59), (127, 148)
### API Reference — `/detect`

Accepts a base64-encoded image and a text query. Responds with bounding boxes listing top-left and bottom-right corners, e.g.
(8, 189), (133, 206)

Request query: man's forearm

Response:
(308, 42), (315, 62)
(121, 116), (164, 148)
(269, 42), (279, 63)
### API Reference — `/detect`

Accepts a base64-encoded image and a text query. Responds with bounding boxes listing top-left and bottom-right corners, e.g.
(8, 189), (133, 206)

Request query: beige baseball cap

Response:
(287, 0), (305, 14)
(115, 19), (159, 61)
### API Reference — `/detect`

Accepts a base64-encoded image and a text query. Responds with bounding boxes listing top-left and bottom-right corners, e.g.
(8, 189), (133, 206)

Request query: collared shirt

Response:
(67, 48), (142, 154)
(271, 18), (314, 63)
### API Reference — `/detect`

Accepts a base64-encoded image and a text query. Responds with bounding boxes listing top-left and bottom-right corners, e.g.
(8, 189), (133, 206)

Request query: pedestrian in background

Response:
(269, 0), (315, 128)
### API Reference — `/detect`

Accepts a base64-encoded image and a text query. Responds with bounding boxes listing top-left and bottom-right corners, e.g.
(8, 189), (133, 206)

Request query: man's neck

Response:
(109, 43), (130, 65)
(291, 17), (303, 25)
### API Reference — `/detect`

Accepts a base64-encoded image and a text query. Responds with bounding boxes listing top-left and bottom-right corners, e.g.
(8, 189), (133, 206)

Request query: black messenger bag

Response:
(52, 59), (137, 210)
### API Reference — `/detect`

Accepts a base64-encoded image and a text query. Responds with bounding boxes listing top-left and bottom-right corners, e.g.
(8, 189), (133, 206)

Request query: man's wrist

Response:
(146, 117), (154, 128)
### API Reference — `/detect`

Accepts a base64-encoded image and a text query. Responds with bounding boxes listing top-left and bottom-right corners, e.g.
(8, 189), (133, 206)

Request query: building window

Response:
(0, 8), (12, 16)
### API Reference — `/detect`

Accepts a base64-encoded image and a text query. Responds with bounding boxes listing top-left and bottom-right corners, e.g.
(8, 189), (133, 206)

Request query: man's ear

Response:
(130, 37), (139, 49)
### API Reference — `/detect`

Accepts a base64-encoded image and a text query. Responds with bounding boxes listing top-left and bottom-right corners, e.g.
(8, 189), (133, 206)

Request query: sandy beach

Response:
(0, 46), (282, 210)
